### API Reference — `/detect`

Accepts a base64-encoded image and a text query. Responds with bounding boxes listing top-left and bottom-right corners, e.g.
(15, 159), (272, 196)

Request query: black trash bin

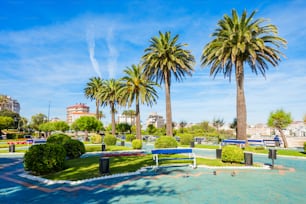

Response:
(216, 149), (222, 159)
(101, 143), (106, 151)
(99, 157), (110, 174)
(121, 141), (125, 146)
(9, 144), (15, 153)
(244, 152), (253, 166)
(190, 141), (195, 148)
(269, 149), (277, 159)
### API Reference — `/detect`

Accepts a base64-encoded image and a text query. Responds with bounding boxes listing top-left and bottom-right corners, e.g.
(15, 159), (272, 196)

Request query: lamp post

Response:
(100, 132), (106, 151)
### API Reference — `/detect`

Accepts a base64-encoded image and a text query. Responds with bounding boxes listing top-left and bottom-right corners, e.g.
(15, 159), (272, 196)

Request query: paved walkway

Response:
(0, 150), (305, 203)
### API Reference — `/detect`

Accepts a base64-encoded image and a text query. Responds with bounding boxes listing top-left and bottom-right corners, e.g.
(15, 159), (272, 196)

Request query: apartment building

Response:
(117, 114), (136, 126)
(66, 103), (95, 124)
(0, 95), (20, 114)
(146, 112), (165, 128)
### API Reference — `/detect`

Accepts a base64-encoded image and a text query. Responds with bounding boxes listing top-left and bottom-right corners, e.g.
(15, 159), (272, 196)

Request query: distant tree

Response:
(71, 116), (103, 141)
(39, 121), (69, 135)
(122, 109), (136, 125)
(267, 109), (292, 148)
(179, 121), (187, 133)
(116, 123), (131, 133)
(146, 124), (157, 135)
(30, 113), (47, 130)
(0, 116), (14, 133)
(230, 118), (237, 135)
(303, 114), (306, 123)
(199, 121), (211, 132)
(212, 118), (225, 133)
(53, 121), (70, 132)
(39, 122), (54, 137)
(99, 79), (123, 136)
(84, 77), (103, 120)
(18, 117), (28, 131)
(98, 111), (105, 121)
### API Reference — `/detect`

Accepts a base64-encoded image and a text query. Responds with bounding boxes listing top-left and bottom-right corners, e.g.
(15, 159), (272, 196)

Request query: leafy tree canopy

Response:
(267, 109), (292, 129)
(71, 116), (103, 132)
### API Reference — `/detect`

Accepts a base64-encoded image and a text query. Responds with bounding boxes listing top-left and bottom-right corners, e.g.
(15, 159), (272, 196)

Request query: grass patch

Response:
(244, 146), (306, 157)
(44, 155), (155, 181)
(43, 154), (248, 181)
(85, 144), (131, 152)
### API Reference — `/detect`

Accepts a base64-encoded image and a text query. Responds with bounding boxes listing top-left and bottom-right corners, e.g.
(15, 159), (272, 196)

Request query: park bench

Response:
(221, 139), (246, 148)
(151, 148), (196, 168)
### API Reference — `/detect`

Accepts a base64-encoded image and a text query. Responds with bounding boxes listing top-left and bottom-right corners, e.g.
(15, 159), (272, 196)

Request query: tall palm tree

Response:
(119, 64), (159, 140)
(84, 77), (103, 120)
(99, 79), (123, 136)
(142, 31), (195, 136)
(201, 10), (286, 141)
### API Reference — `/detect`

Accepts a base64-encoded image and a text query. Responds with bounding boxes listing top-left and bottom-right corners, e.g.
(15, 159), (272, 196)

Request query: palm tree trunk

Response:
(111, 103), (116, 136)
(95, 100), (100, 120)
(278, 128), (288, 148)
(165, 74), (173, 136)
(135, 100), (141, 140)
(235, 61), (247, 142)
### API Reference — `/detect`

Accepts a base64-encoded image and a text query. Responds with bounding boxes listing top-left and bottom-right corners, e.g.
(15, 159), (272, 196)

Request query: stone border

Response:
(19, 166), (152, 186)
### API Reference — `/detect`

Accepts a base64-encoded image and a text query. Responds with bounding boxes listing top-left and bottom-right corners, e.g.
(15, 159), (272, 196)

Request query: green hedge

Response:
(154, 136), (178, 148)
(221, 145), (244, 163)
(47, 133), (71, 145)
(104, 135), (117, 145)
(24, 144), (66, 175)
(126, 134), (136, 142)
(180, 134), (193, 145)
(90, 133), (102, 144)
(132, 139), (142, 149)
(64, 139), (86, 159)
(304, 142), (306, 152)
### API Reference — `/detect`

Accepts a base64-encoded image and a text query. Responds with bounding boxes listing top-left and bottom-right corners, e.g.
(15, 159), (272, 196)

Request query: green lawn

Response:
(43, 154), (250, 181)
(243, 146), (306, 157)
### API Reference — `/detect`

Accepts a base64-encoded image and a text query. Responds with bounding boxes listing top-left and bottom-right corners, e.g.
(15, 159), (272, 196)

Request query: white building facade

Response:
(146, 112), (165, 128)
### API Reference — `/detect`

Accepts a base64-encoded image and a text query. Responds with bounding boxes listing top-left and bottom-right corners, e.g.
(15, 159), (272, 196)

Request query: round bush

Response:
(47, 133), (71, 145)
(104, 135), (117, 145)
(64, 139), (86, 159)
(126, 134), (136, 142)
(154, 136), (178, 148)
(304, 142), (306, 152)
(24, 144), (66, 175)
(180, 134), (193, 145)
(221, 145), (244, 163)
(90, 133), (102, 144)
(132, 139), (142, 149)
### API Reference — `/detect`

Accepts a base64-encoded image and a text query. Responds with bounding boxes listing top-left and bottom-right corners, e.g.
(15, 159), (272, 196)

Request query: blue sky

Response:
(0, 0), (305, 125)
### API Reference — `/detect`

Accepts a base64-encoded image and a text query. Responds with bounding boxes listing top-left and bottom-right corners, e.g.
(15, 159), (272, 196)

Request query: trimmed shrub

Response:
(104, 135), (117, 145)
(154, 136), (178, 148)
(47, 133), (71, 145)
(126, 134), (136, 142)
(90, 133), (102, 144)
(24, 143), (66, 175)
(221, 145), (244, 163)
(180, 134), (193, 145)
(304, 142), (306, 152)
(132, 139), (142, 149)
(63, 139), (86, 159)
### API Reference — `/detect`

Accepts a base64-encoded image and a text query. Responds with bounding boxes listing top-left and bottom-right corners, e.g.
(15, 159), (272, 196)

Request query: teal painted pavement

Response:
(0, 148), (305, 204)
